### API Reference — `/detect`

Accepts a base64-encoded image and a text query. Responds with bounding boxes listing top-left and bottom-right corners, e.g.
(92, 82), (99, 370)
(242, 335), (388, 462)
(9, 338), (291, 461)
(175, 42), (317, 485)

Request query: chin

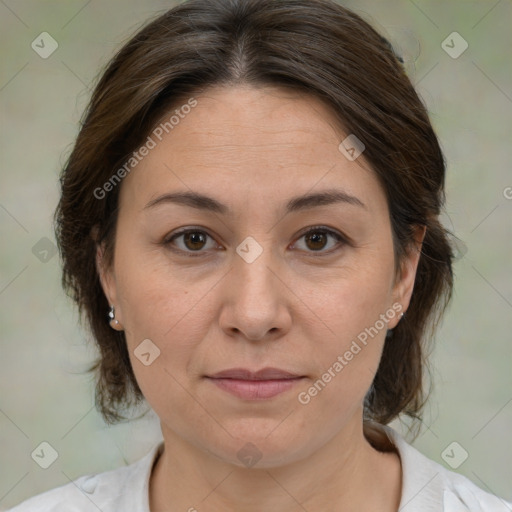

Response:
(200, 423), (317, 469)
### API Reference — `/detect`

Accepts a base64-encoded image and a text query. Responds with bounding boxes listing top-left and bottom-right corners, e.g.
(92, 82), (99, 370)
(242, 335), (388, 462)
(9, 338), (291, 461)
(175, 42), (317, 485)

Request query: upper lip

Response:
(207, 367), (303, 380)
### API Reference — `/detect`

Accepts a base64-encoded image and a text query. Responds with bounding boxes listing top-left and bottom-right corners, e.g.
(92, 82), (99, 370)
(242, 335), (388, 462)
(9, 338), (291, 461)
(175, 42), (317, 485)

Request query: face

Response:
(98, 85), (421, 468)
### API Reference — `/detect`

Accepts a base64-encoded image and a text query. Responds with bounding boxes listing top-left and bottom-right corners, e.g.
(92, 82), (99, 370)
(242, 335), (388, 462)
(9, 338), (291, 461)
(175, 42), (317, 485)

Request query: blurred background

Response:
(1, 0), (511, 508)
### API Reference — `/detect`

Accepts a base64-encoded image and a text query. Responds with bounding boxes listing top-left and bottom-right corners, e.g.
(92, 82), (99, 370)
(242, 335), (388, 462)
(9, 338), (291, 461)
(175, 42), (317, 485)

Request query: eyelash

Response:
(163, 225), (348, 258)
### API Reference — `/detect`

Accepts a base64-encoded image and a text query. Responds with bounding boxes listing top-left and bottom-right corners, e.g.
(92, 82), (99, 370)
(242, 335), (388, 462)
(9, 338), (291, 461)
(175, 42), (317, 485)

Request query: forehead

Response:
(155, 86), (344, 159)
(119, 85), (384, 212)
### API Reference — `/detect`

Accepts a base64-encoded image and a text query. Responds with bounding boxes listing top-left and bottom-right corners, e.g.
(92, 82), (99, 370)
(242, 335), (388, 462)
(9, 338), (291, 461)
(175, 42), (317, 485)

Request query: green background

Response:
(1, 0), (511, 508)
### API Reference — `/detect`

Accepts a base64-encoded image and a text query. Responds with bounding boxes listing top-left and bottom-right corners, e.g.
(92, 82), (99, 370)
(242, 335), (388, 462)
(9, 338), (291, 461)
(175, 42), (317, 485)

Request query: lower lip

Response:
(207, 377), (304, 400)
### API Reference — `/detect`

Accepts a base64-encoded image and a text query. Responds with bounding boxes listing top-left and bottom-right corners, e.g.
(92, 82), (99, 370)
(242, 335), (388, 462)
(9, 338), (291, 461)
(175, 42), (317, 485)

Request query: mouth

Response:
(205, 367), (306, 400)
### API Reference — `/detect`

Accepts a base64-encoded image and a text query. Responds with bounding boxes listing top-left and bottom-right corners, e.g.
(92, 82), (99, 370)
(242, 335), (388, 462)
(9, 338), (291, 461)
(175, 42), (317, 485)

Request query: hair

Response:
(55, 0), (453, 431)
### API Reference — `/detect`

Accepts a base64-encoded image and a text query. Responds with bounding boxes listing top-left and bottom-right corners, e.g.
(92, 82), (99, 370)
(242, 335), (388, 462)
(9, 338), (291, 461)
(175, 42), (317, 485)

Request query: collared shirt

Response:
(8, 425), (512, 511)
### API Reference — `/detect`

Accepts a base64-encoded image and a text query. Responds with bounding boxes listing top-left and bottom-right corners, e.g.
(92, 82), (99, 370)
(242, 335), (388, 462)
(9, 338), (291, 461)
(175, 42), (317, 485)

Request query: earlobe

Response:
(95, 237), (124, 330)
(390, 225), (426, 328)
(108, 305), (124, 331)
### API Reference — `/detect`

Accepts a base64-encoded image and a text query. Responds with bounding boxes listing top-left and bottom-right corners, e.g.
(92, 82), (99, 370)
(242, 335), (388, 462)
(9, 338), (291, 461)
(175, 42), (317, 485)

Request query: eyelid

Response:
(294, 225), (347, 241)
(163, 226), (212, 244)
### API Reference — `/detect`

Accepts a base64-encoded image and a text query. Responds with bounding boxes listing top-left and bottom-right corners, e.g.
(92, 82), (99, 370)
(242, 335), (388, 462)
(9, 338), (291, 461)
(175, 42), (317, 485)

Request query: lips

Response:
(206, 367), (305, 400)
(208, 367), (302, 380)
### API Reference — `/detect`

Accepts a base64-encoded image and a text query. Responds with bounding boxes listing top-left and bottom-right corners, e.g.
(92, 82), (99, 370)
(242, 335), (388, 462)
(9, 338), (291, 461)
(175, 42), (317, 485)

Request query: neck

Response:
(149, 418), (402, 512)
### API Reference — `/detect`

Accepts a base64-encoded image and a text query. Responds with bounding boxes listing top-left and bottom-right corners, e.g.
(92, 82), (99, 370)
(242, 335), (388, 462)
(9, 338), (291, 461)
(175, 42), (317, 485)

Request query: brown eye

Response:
(182, 231), (208, 251)
(164, 229), (217, 256)
(305, 231), (328, 251)
(294, 227), (346, 254)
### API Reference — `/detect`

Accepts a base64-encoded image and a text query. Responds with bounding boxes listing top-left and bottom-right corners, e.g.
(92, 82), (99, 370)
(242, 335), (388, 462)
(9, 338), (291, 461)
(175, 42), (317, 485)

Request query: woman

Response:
(9, 0), (511, 510)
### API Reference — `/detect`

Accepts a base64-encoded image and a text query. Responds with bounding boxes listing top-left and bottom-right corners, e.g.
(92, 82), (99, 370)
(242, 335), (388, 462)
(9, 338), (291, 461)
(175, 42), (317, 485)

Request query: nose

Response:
(218, 242), (292, 342)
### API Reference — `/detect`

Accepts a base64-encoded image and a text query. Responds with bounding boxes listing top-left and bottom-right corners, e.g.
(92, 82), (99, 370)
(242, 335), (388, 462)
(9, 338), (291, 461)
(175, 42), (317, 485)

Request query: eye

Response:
(163, 225), (347, 257)
(164, 228), (219, 256)
(293, 226), (347, 254)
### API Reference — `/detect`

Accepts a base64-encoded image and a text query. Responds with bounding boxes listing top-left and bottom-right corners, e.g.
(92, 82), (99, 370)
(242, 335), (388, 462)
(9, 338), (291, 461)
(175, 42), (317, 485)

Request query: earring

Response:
(108, 305), (124, 331)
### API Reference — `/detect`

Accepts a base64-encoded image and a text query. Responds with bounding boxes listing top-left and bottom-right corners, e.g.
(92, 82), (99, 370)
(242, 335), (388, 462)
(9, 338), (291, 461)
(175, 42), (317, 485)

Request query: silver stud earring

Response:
(108, 305), (123, 330)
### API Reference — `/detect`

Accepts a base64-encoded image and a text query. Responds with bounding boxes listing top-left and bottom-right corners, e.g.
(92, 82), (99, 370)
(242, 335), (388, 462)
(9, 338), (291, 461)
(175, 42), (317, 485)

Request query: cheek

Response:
(311, 247), (395, 339)
(117, 265), (213, 427)
(297, 249), (396, 403)
(119, 273), (210, 371)
(295, 291), (392, 432)
(115, 239), (201, 334)
(112, 243), (210, 392)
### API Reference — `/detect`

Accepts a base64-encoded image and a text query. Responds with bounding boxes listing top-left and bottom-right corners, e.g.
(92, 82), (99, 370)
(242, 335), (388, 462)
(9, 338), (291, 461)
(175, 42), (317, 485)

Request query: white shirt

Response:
(8, 425), (512, 511)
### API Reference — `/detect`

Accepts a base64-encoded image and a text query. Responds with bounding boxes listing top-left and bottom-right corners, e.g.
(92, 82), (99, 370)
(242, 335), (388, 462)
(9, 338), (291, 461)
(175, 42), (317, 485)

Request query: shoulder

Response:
(381, 425), (512, 512)
(7, 443), (163, 512)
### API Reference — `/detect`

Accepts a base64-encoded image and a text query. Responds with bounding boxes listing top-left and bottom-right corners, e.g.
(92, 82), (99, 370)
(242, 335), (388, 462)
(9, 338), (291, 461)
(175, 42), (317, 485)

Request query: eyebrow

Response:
(144, 189), (366, 215)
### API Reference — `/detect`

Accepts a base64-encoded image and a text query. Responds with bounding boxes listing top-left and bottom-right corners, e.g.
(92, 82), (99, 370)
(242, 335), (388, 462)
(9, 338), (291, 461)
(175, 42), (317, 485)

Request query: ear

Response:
(388, 225), (426, 329)
(93, 227), (123, 326)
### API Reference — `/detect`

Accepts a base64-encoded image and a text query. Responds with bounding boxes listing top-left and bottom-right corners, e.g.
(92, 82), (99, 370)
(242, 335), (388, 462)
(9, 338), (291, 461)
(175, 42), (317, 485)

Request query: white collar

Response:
(125, 425), (510, 511)
(12, 425), (511, 511)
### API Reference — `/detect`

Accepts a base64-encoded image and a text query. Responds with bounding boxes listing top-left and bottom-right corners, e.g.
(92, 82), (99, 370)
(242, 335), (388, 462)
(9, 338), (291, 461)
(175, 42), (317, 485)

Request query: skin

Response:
(98, 85), (424, 511)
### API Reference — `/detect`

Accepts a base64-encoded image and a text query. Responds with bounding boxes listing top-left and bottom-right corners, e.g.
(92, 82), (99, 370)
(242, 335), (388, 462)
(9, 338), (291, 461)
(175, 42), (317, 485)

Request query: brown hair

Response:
(55, 0), (453, 426)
